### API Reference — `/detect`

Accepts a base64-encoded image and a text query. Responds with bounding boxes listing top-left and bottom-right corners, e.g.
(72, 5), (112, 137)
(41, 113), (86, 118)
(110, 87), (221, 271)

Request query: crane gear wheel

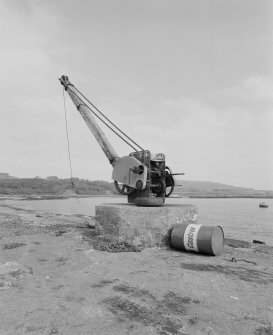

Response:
(114, 181), (135, 195)
(165, 174), (175, 197)
(165, 167), (175, 197)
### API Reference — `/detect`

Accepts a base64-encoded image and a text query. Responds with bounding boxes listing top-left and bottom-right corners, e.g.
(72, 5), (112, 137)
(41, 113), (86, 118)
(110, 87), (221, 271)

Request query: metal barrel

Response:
(171, 223), (224, 256)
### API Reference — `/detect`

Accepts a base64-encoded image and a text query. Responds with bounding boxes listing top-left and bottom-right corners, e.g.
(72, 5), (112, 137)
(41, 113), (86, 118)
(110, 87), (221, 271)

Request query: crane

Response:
(59, 75), (184, 206)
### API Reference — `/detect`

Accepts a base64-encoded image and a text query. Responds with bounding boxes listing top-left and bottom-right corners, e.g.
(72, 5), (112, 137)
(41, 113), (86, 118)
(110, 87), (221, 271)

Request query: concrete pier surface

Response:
(0, 202), (273, 335)
(95, 203), (198, 247)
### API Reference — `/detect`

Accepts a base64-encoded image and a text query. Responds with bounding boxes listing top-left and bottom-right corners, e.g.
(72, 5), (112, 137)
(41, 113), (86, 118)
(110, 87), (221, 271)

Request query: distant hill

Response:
(0, 173), (117, 196)
(0, 173), (17, 179)
(173, 180), (273, 198)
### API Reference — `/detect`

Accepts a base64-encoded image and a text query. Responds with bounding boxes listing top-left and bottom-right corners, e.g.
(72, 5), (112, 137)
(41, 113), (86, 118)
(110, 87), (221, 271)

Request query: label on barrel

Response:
(184, 224), (202, 252)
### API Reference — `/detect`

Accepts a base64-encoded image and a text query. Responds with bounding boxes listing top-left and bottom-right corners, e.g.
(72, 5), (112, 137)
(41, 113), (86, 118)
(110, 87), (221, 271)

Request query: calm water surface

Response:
(3, 197), (273, 245)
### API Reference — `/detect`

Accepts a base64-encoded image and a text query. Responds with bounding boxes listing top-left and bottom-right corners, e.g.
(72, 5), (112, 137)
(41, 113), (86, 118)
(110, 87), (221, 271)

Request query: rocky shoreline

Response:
(0, 203), (273, 335)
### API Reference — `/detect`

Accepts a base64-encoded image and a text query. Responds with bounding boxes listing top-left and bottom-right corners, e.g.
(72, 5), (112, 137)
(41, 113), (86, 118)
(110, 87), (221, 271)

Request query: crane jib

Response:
(59, 75), (144, 163)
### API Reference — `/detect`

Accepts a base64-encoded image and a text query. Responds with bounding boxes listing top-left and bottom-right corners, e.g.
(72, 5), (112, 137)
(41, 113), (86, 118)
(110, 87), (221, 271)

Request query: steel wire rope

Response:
(72, 85), (145, 152)
(72, 91), (140, 153)
(62, 88), (86, 220)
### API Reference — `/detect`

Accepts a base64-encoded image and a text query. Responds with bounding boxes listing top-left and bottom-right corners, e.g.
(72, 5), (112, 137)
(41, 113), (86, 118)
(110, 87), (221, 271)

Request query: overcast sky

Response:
(1, 0), (272, 189)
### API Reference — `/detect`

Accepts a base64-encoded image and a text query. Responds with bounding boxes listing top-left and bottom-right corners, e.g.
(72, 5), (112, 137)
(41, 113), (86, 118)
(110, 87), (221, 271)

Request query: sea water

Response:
(2, 197), (273, 245)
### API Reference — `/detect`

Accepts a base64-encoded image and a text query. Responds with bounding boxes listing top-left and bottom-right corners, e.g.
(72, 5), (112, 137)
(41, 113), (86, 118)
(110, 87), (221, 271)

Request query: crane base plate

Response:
(135, 197), (164, 207)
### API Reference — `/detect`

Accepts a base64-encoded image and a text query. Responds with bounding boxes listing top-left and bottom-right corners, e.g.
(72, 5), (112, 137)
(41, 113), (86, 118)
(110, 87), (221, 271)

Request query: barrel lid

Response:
(211, 226), (224, 256)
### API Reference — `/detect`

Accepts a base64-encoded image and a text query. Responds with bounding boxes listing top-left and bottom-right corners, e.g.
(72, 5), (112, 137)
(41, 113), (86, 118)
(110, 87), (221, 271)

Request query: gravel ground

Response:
(0, 203), (273, 335)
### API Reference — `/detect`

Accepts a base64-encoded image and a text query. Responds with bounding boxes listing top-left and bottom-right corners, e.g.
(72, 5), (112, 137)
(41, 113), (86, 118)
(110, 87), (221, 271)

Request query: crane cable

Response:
(62, 88), (89, 225)
(71, 84), (145, 152)
(74, 94), (140, 152)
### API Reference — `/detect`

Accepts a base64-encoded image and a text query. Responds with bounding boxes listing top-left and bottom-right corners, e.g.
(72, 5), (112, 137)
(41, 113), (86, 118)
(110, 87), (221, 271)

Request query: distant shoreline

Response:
(0, 194), (272, 201)
(0, 194), (122, 201)
(1, 175), (272, 199)
(171, 195), (273, 199)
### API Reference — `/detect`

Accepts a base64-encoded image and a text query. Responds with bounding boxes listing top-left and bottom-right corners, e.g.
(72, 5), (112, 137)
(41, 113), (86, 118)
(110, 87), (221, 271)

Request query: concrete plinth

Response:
(95, 203), (198, 247)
